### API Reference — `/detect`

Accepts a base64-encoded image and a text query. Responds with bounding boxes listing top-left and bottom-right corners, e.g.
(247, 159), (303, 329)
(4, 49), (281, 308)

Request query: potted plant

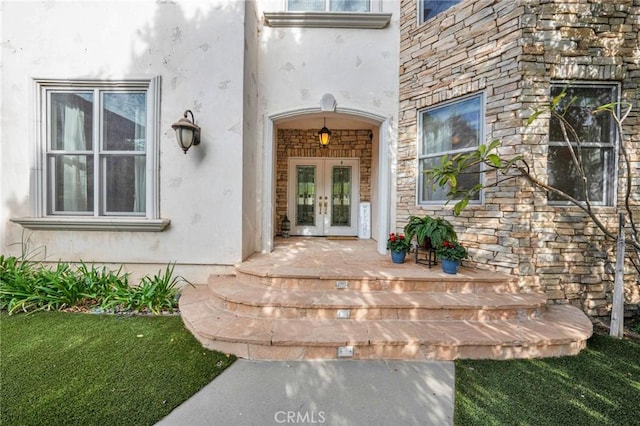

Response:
(436, 241), (468, 274)
(386, 233), (411, 264)
(403, 215), (457, 249)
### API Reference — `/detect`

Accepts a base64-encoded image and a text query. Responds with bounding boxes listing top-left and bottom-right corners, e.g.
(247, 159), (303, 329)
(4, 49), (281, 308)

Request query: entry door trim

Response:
(287, 157), (360, 237)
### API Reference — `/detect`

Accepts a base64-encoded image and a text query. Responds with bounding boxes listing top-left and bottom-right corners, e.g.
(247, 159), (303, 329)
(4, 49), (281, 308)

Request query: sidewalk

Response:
(156, 360), (455, 426)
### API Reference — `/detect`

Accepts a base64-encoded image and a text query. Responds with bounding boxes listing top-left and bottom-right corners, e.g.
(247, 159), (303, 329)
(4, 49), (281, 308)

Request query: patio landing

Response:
(179, 238), (593, 360)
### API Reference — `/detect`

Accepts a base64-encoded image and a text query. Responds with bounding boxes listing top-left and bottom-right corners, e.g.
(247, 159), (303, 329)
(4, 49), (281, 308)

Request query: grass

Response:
(455, 333), (640, 425)
(3, 311), (639, 425)
(0, 311), (235, 425)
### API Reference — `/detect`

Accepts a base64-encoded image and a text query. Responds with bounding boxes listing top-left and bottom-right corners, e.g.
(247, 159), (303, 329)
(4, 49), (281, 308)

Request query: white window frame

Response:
(12, 77), (169, 231)
(418, 0), (461, 24)
(417, 93), (485, 206)
(286, 0), (372, 12)
(547, 81), (619, 207)
(264, 0), (391, 29)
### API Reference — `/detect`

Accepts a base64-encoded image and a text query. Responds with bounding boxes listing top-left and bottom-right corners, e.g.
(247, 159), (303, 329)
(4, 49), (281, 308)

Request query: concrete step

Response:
(207, 276), (547, 321)
(235, 266), (519, 293)
(179, 284), (593, 361)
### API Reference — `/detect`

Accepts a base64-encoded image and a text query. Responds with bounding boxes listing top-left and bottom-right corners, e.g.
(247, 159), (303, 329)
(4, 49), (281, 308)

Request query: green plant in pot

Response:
(403, 215), (458, 249)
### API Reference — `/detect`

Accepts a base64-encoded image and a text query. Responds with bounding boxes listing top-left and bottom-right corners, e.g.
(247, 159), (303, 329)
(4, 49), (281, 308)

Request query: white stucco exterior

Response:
(1, 0), (400, 282)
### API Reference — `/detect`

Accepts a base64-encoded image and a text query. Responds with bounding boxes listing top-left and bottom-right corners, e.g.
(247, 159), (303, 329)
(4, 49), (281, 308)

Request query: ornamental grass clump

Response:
(387, 233), (412, 253)
(0, 253), (185, 315)
(436, 241), (468, 261)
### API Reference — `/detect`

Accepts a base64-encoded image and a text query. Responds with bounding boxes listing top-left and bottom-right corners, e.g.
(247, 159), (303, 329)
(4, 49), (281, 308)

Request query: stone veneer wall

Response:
(398, 0), (639, 317)
(275, 129), (373, 235)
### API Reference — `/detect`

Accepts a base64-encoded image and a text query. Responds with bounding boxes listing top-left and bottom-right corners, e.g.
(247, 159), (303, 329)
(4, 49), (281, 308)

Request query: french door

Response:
(288, 158), (360, 236)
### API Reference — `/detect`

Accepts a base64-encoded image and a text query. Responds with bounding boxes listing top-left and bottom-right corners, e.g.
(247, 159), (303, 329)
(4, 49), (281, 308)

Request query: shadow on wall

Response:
(2, 0), (244, 265)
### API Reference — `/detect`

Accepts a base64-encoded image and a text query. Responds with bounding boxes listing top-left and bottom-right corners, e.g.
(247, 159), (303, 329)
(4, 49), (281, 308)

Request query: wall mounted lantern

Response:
(318, 117), (331, 147)
(171, 110), (201, 154)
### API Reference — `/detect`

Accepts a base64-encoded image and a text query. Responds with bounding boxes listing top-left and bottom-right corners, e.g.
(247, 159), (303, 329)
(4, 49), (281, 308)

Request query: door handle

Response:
(323, 196), (328, 214)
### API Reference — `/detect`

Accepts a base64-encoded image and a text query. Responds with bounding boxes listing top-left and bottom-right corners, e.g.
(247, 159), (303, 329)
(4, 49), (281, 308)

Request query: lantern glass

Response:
(176, 127), (194, 151)
(318, 127), (331, 146)
(171, 110), (201, 153)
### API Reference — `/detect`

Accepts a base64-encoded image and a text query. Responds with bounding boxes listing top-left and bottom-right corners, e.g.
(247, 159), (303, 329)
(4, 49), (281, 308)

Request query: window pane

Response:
(550, 86), (615, 143)
(288, 0), (324, 11)
(331, 166), (352, 227)
(103, 93), (146, 152)
(420, 95), (482, 203)
(296, 166), (316, 226)
(104, 155), (146, 213)
(421, 1), (460, 22)
(548, 147), (610, 203)
(331, 0), (369, 12)
(52, 155), (94, 212)
(50, 92), (93, 151)
(421, 96), (480, 155)
(421, 156), (481, 202)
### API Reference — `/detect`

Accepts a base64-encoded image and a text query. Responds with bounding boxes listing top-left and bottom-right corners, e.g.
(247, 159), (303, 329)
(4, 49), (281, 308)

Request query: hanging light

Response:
(171, 110), (201, 154)
(318, 117), (331, 147)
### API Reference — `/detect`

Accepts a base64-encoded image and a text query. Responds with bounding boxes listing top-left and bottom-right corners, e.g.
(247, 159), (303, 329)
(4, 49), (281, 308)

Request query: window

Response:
(547, 83), (618, 205)
(265, 0), (391, 28)
(15, 78), (167, 231)
(419, 0), (460, 23)
(288, 0), (370, 12)
(419, 94), (483, 204)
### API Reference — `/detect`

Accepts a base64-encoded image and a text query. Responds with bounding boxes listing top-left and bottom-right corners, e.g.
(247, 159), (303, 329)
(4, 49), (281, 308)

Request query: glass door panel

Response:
(295, 165), (316, 226)
(288, 158), (359, 236)
(330, 166), (351, 227)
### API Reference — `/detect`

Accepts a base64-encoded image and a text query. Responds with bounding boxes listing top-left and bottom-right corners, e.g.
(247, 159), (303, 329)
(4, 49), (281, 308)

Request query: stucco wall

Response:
(398, 0), (640, 317)
(1, 0), (402, 281)
(255, 2), (400, 118)
(1, 0), (247, 282)
(255, 0), (401, 250)
(243, 0), (261, 259)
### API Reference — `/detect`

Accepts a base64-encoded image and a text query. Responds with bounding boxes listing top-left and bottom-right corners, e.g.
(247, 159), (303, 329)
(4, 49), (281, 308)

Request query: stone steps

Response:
(207, 276), (547, 321)
(180, 284), (592, 360)
(235, 264), (520, 293)
(178, 238), (593, 361)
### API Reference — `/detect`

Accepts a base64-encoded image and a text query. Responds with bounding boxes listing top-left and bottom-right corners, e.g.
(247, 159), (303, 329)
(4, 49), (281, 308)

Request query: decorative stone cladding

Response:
(398, 0), (639, 318)
(275, 129), (373, 234)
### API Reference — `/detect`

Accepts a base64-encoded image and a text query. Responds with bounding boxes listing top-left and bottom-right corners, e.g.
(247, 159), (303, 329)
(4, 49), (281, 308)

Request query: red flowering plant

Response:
(387, 233), (412, 253)
(436, 241), (468, 261)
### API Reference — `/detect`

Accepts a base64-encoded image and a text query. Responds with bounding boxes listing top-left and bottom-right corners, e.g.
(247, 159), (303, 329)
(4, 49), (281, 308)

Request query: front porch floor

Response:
(179, 238), (593, 360)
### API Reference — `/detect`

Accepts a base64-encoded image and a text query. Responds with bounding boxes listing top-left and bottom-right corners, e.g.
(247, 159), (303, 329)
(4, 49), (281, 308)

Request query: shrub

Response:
(0, 256), (185, 315)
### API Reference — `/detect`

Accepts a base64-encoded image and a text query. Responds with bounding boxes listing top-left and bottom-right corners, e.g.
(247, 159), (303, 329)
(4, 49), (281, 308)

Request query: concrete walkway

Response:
(157, 360), (455, 426)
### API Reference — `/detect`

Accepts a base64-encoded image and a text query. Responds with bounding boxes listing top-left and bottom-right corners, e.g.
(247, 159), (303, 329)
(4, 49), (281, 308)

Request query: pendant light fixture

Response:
(318, 117), (331, 147)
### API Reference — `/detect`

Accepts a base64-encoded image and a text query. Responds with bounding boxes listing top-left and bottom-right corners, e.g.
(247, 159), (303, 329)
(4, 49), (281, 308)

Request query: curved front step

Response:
(180, 284), (593, 361)
(208, 276), (547, 321)
(235, 266), (519, 293)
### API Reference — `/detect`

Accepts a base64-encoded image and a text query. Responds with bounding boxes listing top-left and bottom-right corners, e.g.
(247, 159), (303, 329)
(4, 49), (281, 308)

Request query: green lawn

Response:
(0, 312), (235, 425)
(455, 334), (640, 425)
(2, 312), (639, 426)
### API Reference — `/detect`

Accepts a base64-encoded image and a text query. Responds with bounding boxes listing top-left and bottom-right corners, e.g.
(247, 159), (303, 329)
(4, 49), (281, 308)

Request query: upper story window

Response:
(419, 0), (461, 23)
(419, 94), (483, 204)
(11, 77), (168, 231)
(547, 83), (618, 206)
(265, 0), (390, 28)
(288, 0), (370, 12)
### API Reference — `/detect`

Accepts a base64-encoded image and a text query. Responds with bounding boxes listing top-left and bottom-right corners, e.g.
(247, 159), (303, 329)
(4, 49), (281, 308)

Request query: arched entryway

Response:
(262, 99), (393, 255)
